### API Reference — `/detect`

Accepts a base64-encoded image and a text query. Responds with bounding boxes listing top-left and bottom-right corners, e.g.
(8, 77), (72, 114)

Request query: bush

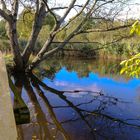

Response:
(0, 40), (10, 52)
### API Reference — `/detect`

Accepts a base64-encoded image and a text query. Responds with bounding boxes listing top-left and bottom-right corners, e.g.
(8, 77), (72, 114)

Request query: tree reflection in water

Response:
(34, 57), (122, 81)
(9, 73), (140, 140)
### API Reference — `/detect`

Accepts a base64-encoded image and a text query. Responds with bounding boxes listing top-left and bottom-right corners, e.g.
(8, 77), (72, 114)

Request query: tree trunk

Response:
(8, 18), (24, 70)
(22, 3), (46, 65)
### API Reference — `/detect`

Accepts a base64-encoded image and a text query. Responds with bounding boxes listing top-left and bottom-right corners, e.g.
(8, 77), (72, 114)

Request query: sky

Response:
(0, 0), (140, 20)
(117, 0), (140, 19)
(50, 0), (140, 20)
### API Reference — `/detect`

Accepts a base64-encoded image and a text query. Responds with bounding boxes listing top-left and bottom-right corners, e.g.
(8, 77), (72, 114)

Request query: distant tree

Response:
(17, 9), (35, 39)
(17, 9), (56, 39)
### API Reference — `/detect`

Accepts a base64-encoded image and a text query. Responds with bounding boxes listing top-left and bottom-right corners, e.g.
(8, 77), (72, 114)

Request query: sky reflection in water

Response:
(15, 58), (140, 140)
(43, 66), (140, 101)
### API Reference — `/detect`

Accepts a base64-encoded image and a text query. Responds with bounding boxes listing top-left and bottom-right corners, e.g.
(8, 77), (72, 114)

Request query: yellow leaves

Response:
(132, 20), (139, 28)
(136, 59), (140, 65)
(130, 20), (140, 36)
(121, 20), (140, 78)
(120, 53), (140, 78)
(120, 67), (127, 75)
(120, 60), (127, 65)
(130, 28), (135, 35)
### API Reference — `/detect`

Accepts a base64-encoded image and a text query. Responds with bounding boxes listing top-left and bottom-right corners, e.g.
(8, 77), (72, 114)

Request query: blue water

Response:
(13, 58), (140, 140)
(43, 66), (140, 102)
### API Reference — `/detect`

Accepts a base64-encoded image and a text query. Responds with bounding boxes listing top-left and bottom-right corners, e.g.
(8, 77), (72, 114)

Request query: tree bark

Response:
(22, 2), (46, 65)
(8, 18), (24, 70)
(0, 0), (24, 71)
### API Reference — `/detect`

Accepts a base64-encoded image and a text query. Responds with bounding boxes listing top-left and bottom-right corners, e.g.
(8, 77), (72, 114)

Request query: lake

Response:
(10, 57), (140, 140)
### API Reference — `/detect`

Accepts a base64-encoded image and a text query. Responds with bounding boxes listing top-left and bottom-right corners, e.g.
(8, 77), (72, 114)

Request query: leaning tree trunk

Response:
(22, 2), (46, 65)
(0, 0), (24, 71)
(7, 18), (24, 70)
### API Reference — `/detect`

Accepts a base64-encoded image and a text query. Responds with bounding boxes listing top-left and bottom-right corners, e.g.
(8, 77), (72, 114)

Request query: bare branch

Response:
(12, 0), (19, 17)
(59, 0), (77, 24)
(1, 0), (7, 11)
(0, 9), (11, 22)
(78, 24), (132, 34)
(26, 0), (79, 66)
(28, 0), (98, 70)
(50, 4), (83, 11)
(42, 0), (58, 22)
(91, 35), (132, 51)
(55, 0), (90, 34)
(0, 0), (12, 21)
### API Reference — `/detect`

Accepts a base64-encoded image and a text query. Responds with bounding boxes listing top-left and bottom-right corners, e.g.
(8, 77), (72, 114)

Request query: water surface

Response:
(11, 57), (140, 140)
